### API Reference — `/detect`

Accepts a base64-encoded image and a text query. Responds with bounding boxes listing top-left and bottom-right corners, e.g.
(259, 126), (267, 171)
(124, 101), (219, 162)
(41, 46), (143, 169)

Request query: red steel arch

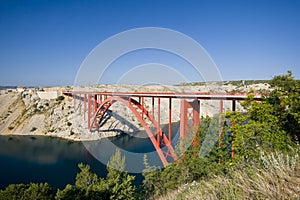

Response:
(90, 96), (177, 167)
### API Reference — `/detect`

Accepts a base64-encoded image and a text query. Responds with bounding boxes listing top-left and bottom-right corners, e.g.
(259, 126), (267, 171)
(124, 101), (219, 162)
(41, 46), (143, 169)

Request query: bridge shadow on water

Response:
(84, 121), (181, 175)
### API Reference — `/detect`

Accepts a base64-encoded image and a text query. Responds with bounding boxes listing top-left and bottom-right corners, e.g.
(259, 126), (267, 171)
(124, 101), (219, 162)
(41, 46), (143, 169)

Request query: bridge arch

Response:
(90, 96), (177, 166)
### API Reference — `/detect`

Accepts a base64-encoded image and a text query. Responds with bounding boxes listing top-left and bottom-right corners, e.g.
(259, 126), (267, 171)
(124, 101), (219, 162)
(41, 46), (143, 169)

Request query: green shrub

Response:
(56, 96), (65, 101)
(30, 127), (37, 132)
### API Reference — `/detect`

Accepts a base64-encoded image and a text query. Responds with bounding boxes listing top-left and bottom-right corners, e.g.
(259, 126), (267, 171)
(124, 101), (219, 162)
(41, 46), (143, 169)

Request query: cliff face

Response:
(0, 83), (270, 141)
(0, 89), (111, 141)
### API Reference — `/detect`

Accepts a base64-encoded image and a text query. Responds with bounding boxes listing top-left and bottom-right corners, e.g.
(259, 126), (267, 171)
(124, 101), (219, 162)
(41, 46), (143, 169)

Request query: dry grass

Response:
(158, 150), (300, 200)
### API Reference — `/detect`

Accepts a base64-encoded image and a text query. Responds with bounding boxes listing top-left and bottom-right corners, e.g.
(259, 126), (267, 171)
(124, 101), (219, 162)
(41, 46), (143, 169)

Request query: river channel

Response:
(0, 122), (181, 191)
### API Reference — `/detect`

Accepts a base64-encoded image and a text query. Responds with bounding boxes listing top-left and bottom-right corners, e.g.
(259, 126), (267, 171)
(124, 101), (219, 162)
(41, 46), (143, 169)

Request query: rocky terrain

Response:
(0, 82), (270, 141)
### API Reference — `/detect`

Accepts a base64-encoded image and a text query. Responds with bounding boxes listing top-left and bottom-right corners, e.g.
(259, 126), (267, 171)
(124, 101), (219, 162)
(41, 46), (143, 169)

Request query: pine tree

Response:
(106, 149), (136, 200)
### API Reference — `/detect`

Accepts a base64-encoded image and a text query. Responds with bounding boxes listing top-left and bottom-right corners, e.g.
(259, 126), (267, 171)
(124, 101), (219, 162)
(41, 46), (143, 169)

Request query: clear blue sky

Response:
(0, 0), (299, 86)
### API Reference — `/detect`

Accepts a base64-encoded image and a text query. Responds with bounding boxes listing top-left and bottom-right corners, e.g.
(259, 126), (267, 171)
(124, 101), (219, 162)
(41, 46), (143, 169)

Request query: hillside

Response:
(0, 81), (270, 141)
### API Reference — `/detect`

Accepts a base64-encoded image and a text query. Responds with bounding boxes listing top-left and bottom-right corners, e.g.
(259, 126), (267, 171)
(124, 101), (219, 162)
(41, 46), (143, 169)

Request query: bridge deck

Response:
(63, 91), (263, 101)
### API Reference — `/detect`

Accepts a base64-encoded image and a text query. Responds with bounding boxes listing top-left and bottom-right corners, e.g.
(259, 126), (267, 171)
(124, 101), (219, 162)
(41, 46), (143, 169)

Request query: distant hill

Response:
(0, 86), (17, 90)
(178, 80), (272, 86)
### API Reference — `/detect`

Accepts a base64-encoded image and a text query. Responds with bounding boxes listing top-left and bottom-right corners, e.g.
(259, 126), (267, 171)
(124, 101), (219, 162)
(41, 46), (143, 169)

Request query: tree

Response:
(106, 149), (136, 200)
(225, 90), (293, 164)
(141, 155), (163, 198)
(75, 163), (99, 188)
(267, 70), (300, 141)
(56, 163), (109, 200)
(57, 150), (137, 200)
(55, 184), (85, 200)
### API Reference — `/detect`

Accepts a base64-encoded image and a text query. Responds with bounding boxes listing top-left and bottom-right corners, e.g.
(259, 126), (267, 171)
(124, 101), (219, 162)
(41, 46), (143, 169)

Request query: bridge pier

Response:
(218, 100), (223, 148)
(84, 94), (87, 121)
(180, 99), (200, 151)
(168, 98), (172, 142)
(157, 98), (161, 145)
(88, 95), (91, 129)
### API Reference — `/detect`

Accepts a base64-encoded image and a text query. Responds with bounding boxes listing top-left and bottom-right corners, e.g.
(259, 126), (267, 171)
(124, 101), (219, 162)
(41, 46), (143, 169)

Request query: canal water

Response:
(0, 122), (181, 191)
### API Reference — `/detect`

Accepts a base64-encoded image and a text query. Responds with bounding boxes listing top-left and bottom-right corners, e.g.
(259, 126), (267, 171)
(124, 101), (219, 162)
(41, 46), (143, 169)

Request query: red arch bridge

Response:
(63, 91), (262, 167)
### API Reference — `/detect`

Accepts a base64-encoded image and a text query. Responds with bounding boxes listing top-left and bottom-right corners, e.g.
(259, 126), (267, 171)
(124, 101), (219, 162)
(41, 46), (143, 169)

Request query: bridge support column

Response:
(88, 95), (91, 129)
(84, 94), (87, 121)
(231, 100), (236, 158)
(79, 94), (81, 114)
(94, 95), (97, 116)
(152, 97), (154, 120)
(168, 98), (172, 142)
(218, 100), (223, 148)
(231, 120), (235, 158)
(141, 97), (144, 120)
(157, 98), (161, 145)
(232, 100), (236, 111)
(180, 99), (200, 151)
(98, 95), (102, 105)
(218, 100), (224, 164)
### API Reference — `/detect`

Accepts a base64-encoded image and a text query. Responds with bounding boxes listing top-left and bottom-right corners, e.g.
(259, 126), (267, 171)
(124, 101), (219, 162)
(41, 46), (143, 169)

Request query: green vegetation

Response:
(223, 79), (272, 86)
(0, 183), (54, 200)
(0, 71), (299, 199)
(56, 149), (136, 200)
(141, 71), (300, 199)
(178, 79), (272, 87)
(158, 150), (300, 199)
(56, 96), (65, 101)
(267, 70), (300, 141)
(30, 127), (37, 132)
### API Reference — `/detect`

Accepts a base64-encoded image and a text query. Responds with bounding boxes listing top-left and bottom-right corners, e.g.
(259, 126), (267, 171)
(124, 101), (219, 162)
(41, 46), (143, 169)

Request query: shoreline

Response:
(0, 131), (121, 142)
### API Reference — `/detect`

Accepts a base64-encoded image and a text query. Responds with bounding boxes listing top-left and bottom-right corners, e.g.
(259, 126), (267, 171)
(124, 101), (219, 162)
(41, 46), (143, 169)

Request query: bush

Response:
(30, 127), (37, 132)
(56, 96), (65, 101)
(33, 108), (40, 114)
